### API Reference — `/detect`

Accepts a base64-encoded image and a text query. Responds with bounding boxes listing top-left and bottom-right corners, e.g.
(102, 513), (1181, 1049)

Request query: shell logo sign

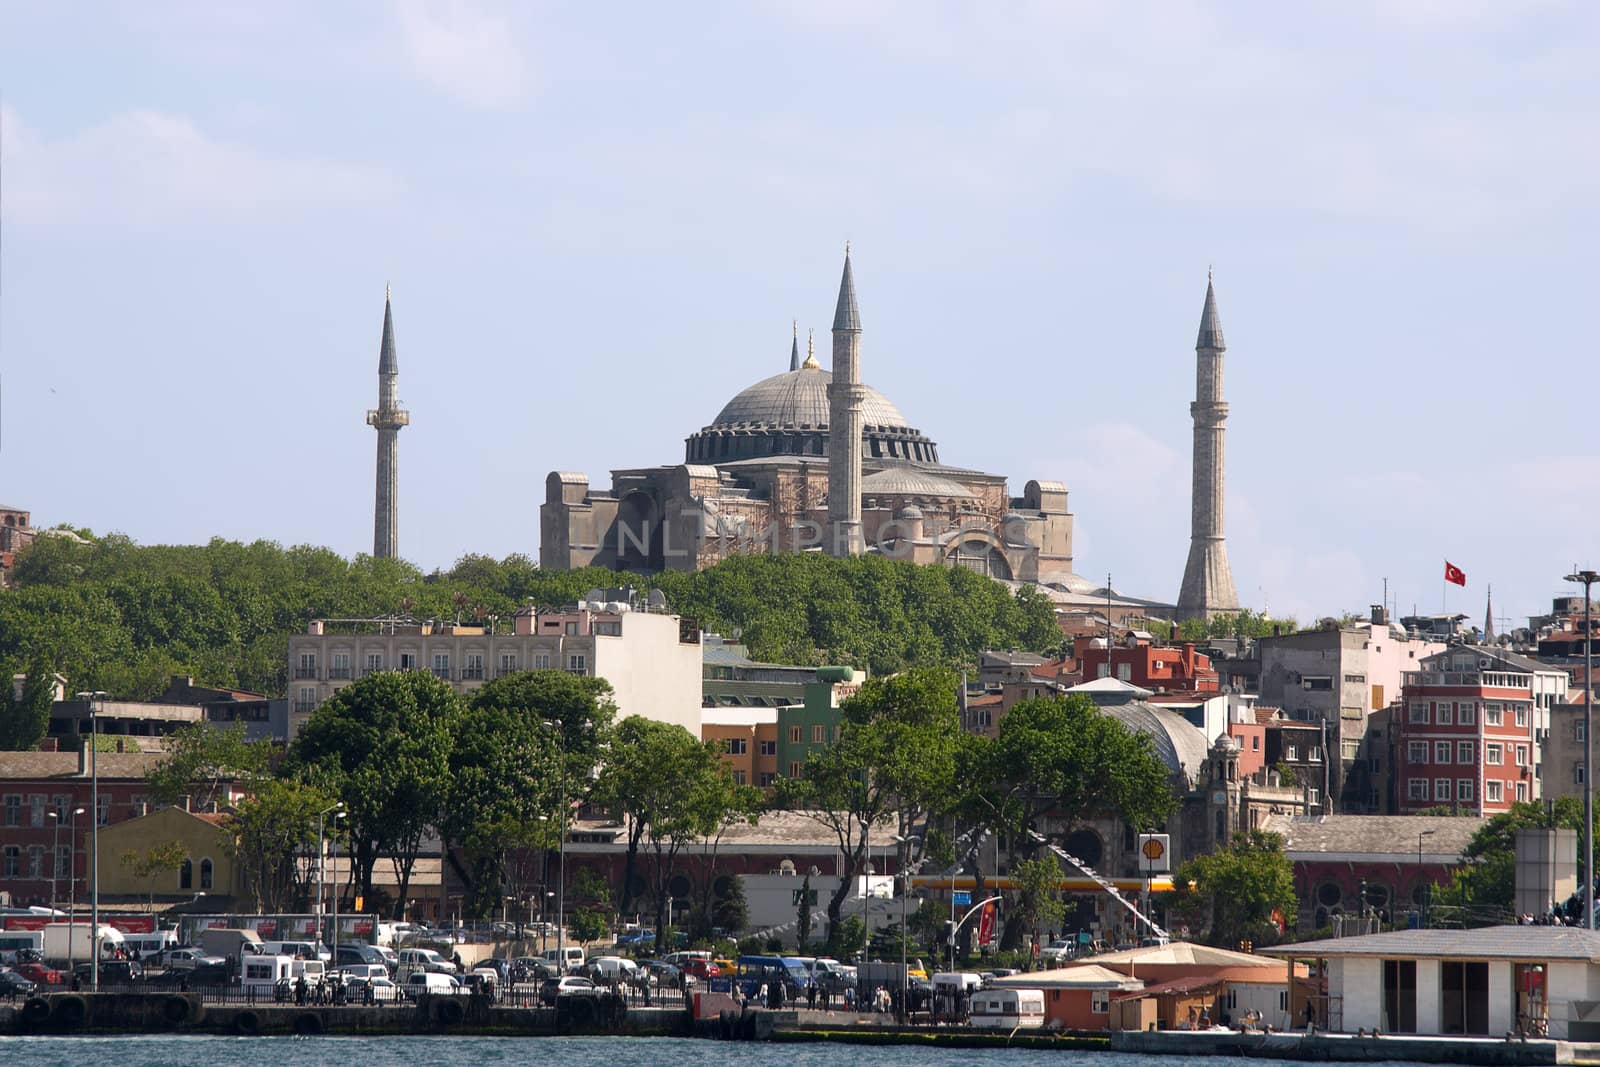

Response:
(1137, 833), (1171, 873)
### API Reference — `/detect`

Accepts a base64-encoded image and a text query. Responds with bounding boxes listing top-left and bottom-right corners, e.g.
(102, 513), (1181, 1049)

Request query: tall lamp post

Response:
(1417, 828), (1436, 927)
(894, 833), (921, 1024)
(542, 721), (567, 971)
(330, 808), (346, 963)
(48, 806), (84, 917)
(1567, 569), (1598, 930)
(75, 690), (108, 991)
(317, 802), (344, 951)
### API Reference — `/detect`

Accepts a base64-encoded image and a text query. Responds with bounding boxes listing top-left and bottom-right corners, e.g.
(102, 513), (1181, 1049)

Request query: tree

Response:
(592, 717), (745, 947)
(0, 649), (56, 751)
(1450, 799), (1589, 914)
(1172, 830), (1297, 947)
(146, 722), (272, 810)
(225, 778), (337, 913)
(777, 668), (964, 939)
(287, 671), (461, 917)
(120, 841), (188, 912)
(1012, 855), (1067, 961)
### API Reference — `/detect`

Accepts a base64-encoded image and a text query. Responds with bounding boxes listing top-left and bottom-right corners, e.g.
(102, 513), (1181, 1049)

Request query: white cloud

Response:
(396, 0), (524, 107)
(0, 106), (397, 229)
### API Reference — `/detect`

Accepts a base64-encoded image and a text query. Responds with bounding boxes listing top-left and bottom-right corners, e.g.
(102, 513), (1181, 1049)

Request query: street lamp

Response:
(541, 721), (568, 971)
(74, 690), (107, 991)
(317, 802), (344, 951)
(330, 808), (346, 964)
(1417, 828), (1436, 927)
(1566, 569), (1598, 930)
(894, 833), (921, 1024)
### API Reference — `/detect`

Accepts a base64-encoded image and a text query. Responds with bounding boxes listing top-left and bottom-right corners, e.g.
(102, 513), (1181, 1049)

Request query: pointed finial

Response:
(803, 328), (820, 370)
(845, 240), (851, 257)
(789, 319), (801, 372)
(386, 281), (392, 301)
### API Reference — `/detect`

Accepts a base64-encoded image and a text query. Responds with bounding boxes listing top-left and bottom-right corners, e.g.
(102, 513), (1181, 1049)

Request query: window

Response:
(1309, 746), (1323, 763)
(3, 795), (18, 827)
(593, 621), (621, 637)
(759, 740), (776, 757)
(789, 726), (802, 744)
(1457, 741), (1475, 764)
(2, 846), (18, 877)
(1279, 991), (1289, 1011)
(1486, 780), (1504, 803)
(566, 654), (586, 675)
(1577, 764), (1587, 785)
(199, 858), (214, 890)
(97, 793), (110, 826)
(1486, 743), (1503, 766)
(431, 652), (451, 679)
(1457, 701), (1476, 725)
(55, 845), (70, 879)
(28, 794), (44, 828)
(499, 653), (517, 676)
(52, 794), (69, 819)
(758, 772), (776, 788)
(1252, 736), (1260, 750)
(1516, 705), (1528, 727)
(533, 653), (551, 670)
(1434, 778), (1450, 800)
(811, 724), (826, 744)
(179, 859), (193, 890)
(1457, 779), (1474, 802)
(1117, 663), (1132, 682)
(1486, 703), (1503, 726)
(1409, 701), (1430, 724)
(295, 687), (317, 714)
(731, 770), (747, 785)
(1286, 745), (1299, 761)
(1579, 720), (1589, 742)
(1516, 745), (1529, 766)
(27, 846), (43, 878)
(1091, 990), (1110, 1013)
(365, 652), (384, 675)
(788, 761), (804, 778)
(564, 622), (579, 636)
(724, 738), (748, 755)
(1307, 788), (1320, 807)
(295, 652), (318, 679)
(399, 652), (417, 671)
(461, 653), (484, 680)
(329, 652), (351, 680)
(1437, 702), (1454, 726)
(1434, 742), (1452, 764)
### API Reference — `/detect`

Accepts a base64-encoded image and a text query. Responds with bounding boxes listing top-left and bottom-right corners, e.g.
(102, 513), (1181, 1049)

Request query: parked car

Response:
(472, 957), (511, 983)
(164, 948), (225, 972)
(15, 962), (63, 986)
(682, 958), (720, 980)
(1039, 939), (1076, 964)
(403, 972), (464, 1000)
(588, 956), (639, 983)
(147, 961), (232, 987)
(363, 975), (402, 1002)
(637, 960), (683, 987)
(0, 969), (38, 996)
(615, 928), (655, 947)
(539, 975), (600, 1005)
(335, 943), (393, 971)
(396, 947), (457, 977)
(74, 959), (144, 983)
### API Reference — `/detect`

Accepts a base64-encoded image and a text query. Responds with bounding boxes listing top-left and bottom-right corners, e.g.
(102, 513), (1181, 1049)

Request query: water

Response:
(0, 1034), (1435, 1067)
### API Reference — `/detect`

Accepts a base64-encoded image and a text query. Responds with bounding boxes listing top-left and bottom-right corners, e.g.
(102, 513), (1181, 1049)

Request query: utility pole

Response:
(1567, 569), (1598, 929)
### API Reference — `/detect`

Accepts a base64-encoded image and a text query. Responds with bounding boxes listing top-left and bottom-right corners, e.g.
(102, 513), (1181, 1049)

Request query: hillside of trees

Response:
(0, 533), (1062, 700)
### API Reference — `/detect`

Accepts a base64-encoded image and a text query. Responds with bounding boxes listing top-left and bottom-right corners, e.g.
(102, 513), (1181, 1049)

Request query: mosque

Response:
(540, 248), (1077, 581)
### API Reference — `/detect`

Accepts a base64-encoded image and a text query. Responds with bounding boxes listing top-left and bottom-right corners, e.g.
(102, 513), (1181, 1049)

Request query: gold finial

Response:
(803, 328), (820, 369)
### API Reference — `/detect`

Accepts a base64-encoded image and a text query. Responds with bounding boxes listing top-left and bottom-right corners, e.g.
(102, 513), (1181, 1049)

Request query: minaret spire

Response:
(366, 287), (410, 559)
(790, 319), (800, 372)
(1176, 272), (1240, 621)
(826, 244), (865, 556)
(1484, 586), (1496, 642)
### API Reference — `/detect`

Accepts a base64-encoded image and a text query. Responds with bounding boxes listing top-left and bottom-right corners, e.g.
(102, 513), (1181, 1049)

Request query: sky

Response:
(2, 1), (1598, 628)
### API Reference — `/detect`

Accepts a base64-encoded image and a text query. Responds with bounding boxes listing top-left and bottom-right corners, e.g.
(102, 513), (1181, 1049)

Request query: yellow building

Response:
(96, 805), (240, 907)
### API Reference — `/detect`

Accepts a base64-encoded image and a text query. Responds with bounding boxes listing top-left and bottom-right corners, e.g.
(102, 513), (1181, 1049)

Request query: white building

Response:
(1265, 925), (1600, 1038)
(285, 598), (704, 735)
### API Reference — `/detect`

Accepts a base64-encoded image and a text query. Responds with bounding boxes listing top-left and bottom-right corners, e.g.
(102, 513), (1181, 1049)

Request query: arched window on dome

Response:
(949, 539), (1013, 580)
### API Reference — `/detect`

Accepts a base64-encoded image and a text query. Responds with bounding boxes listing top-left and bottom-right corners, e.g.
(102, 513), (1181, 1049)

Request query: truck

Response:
(41, 923), (124, 965)
(199, 927), (264, 963)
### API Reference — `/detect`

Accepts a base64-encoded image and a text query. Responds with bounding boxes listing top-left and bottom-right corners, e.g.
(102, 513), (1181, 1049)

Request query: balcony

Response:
(293, 701), (317, 714)
(1405, 670), (1531, 690)
(461, 667), (485, 681)
(293, 667), (319, 680)
(431, 668), (451, 680)
(328, 667), (352, 680)
(495, 667), (519, 679)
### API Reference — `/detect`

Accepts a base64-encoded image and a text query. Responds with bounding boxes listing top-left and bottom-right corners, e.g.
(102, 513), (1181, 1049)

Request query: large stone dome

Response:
(710, 366), (908, 430)
(686, 363), (941, 466)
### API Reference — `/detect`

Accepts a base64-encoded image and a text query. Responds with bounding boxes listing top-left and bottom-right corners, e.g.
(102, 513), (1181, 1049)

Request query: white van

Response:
(542, 946), (585, 973)
(242, 954), (295, 998)
(0, 930), (43, 963)
(969, 987), (1046, 1029)
(403, 971), (462, 1000)
(397, 947), (457, 978)
(291, 958), (326, 984)
(121, 930), (177, 960)
(260, 940), (328, 962)
(340, 963), (390, 982)
(589, 956), (638, 982)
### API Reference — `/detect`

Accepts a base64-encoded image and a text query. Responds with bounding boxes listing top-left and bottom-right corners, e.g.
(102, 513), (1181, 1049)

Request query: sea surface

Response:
(0, 1034), (1437, 1067)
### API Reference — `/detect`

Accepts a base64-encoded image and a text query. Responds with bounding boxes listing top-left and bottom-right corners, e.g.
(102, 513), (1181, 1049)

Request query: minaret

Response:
(789, 320), (801, 372)
(826, 245), (864, 557)
(1176, 272), (1240, 621)
(366, 286), (409, 559)
(1484, 586), (1496, 643)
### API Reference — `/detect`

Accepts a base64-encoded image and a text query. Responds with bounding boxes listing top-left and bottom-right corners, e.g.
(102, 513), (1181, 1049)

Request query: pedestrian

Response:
(756, 981), (767, 1006)
(1199, 1005), (1211, 1029)
(1186, 1005), (1199, 1030)
(806, 982), (817, 1010)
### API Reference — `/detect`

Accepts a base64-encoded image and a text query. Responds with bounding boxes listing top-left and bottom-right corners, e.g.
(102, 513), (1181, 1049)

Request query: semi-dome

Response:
(710, 366), (908, 430)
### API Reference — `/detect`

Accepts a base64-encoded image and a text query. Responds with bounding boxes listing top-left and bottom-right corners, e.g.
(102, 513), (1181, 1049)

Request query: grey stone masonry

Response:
(1177, 275), (1240, 621)
(826, 248), (864, 556)
(366, 289), (409, 559)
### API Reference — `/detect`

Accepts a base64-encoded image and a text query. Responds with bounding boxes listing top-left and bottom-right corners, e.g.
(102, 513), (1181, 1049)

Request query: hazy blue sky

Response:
(3, 2), (1597, 626)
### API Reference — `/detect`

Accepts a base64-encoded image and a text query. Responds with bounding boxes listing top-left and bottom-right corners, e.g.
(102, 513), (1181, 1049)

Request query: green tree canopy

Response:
(1172, 830), (1297, 948)
(0, 649), (57, 751)
(287, 671), (461, 917)
(145, 722), (272, 810)
(224, 778), (338, 913)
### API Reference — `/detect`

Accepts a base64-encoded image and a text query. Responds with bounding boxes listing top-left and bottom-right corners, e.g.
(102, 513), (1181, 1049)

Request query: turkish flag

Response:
(1445, 562), (1466, 586)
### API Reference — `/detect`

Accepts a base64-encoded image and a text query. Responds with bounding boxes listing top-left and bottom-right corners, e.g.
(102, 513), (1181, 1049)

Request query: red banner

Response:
(977, 900), (998, 947)
(254, 919), (278, 938)
(3, 917), (50, 931)
(108, 916), (155, 934)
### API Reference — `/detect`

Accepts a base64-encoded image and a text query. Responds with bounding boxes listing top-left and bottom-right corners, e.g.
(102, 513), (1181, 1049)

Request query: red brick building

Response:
(1077, 634), (1220, 694)
(1394, 647), (1567, 815)
(0, 751), (169, 909)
